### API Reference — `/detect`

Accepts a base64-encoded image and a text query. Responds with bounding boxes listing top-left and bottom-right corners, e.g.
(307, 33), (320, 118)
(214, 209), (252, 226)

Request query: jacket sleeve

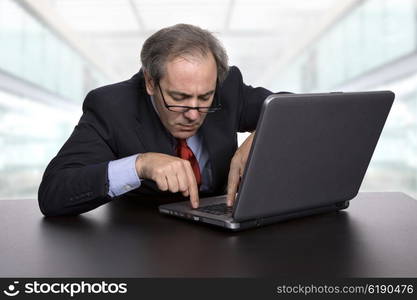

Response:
(38, 90), (117, 216)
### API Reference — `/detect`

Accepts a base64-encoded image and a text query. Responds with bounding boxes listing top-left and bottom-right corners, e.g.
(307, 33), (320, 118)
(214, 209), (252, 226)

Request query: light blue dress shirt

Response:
(107, 97), (212, 197)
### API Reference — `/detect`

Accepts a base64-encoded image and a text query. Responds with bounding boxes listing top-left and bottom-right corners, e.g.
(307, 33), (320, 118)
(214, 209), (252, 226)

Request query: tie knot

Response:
(176, 138), (191, 159)
(176, 138), (187, 147)
(175, 138), (202, 186)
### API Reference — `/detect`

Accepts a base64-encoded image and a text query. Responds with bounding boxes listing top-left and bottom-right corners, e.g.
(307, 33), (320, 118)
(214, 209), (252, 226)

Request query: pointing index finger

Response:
(183, 162), (199, 208)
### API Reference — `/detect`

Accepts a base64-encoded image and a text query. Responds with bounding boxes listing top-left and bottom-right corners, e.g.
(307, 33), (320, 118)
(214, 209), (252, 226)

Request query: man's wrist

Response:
(107, 154), (142, 197)
(135, 152), (146, 178)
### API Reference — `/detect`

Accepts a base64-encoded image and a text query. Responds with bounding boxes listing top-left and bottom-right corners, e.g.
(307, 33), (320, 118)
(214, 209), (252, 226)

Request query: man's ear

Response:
(143, 71), (155, 96)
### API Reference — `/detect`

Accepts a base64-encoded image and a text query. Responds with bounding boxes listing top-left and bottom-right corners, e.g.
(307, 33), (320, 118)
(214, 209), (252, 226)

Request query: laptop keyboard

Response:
(197, 203), (233, 215)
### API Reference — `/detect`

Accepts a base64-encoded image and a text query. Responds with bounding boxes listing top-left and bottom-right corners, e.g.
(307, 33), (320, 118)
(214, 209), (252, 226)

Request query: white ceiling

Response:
(44, 0), (355, 87)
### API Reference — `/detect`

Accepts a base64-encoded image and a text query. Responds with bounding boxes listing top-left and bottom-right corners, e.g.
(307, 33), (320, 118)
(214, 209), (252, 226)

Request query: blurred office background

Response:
(0, 0), (416, 199)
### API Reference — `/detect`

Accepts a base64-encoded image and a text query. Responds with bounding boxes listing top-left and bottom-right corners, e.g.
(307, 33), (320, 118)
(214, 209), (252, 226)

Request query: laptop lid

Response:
(232, 91), (394, 222)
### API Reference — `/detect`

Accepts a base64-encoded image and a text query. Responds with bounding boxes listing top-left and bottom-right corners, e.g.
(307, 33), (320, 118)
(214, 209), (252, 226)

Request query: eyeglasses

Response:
(157, 82), (222, 113)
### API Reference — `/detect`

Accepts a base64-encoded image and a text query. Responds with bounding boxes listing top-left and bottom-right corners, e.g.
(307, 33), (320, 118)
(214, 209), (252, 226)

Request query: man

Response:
(38, 24), (274, 216)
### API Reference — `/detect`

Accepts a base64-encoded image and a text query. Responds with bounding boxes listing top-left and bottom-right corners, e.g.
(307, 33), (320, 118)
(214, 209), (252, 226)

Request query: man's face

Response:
(145, 53), (218, 139)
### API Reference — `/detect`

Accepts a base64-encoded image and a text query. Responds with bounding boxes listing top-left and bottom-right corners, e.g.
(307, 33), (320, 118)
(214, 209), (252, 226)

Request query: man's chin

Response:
(174, 129), (197, 139)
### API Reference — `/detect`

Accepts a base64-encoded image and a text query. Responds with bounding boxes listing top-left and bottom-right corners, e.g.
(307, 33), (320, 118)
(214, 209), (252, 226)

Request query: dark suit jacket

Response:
(38, 66), (273, 216)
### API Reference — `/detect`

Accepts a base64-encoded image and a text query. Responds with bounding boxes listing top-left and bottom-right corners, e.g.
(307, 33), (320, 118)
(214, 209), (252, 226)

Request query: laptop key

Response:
(197, 203), (232, 215)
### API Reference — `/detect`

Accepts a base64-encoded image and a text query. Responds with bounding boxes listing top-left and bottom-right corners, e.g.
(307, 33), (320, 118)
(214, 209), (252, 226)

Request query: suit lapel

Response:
(134, 72), (176, 156)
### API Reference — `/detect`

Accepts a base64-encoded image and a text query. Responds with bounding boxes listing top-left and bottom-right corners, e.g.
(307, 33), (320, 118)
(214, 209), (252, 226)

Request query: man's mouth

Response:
(178, 124), (198, 131)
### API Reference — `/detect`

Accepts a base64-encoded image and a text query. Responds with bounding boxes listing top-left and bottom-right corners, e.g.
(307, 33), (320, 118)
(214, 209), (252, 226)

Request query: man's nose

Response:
(183, 108), (200, 121)
(182, 98), (201, 121)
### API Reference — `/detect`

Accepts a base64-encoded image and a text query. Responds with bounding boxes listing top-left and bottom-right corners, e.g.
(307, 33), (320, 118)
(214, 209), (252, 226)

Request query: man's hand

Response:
(135, 153), (199, 208)
(226, 131), (255, 207)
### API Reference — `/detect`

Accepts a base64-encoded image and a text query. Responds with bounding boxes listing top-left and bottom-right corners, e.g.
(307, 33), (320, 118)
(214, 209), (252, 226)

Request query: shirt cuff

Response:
(107, 154), (141, 197)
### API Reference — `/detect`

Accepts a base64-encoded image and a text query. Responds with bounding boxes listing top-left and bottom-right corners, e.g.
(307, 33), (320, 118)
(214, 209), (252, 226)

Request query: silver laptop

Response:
(159, 91), (395, 231)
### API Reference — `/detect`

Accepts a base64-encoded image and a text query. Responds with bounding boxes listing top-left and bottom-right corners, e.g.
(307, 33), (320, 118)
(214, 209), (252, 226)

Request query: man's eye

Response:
(172, 97), (186, 101)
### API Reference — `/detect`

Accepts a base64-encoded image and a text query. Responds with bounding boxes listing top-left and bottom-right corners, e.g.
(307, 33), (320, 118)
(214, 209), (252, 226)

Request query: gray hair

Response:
(140, 24), (229, 84)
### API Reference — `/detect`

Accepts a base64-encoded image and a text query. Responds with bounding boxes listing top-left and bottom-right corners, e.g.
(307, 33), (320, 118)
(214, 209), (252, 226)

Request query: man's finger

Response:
(226, 166), (240, 206)
(155, 175), (169, 192)
(183, 162), (199, 208)
(177, 162), (190, 198)
(166, 173), (180, 193)
(176, 164), (189, 193)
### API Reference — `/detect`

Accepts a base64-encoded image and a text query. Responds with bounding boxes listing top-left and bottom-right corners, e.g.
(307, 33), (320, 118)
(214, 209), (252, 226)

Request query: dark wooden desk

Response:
(1, 192), (416, 277)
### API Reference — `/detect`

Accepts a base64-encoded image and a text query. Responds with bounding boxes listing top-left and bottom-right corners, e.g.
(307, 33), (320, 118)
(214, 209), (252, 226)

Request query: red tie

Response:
(176, 139), (201, 186)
